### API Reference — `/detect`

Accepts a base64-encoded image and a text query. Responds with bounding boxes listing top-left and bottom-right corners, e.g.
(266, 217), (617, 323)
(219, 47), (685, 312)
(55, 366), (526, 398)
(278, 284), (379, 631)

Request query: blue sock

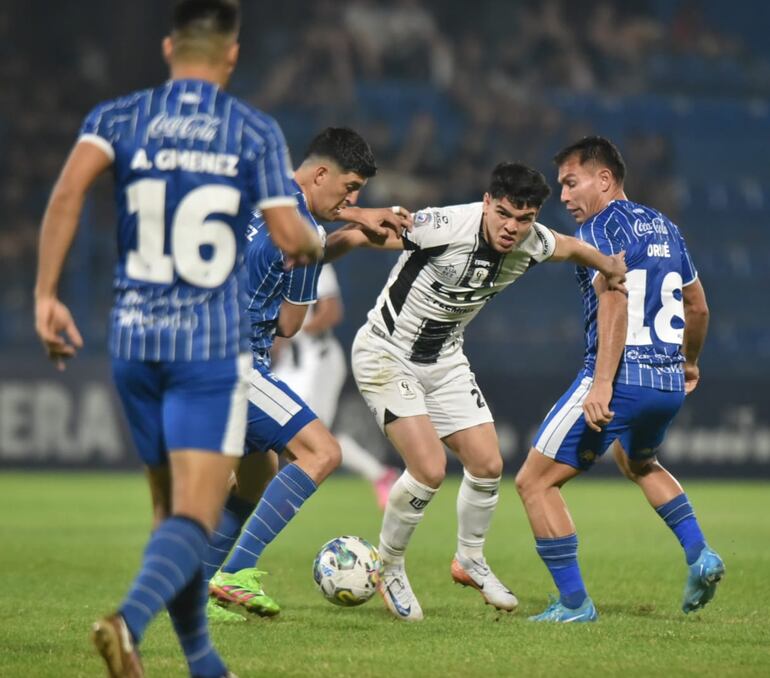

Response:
(221, 463), (316, 574)
(655, 493), (706, 565)
(203, 494), (257, 582)
(119, 516), (208, 644)
(168, 568), (227, 678)
(535, 534), (587, 610)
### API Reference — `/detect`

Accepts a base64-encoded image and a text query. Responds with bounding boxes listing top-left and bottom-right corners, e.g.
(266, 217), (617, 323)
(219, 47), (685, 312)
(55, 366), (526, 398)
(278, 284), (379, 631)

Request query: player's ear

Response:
(226, 42), (239, 72)
(598, 168), (613, 192)
(162, 36), (174, 65)
(315, 165), (329, 185)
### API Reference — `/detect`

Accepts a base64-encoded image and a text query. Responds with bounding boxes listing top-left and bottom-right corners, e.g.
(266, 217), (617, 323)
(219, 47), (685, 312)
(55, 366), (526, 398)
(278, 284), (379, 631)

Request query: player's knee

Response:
(412, 458), (446, 489)
(315, 437), (342, 477)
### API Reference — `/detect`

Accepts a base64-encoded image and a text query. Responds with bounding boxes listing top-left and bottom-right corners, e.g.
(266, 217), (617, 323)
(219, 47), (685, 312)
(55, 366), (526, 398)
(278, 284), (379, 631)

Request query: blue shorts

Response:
(532, 371), (685, 471)
(245, 361), (317, 454)
(112, 355), (251, 467)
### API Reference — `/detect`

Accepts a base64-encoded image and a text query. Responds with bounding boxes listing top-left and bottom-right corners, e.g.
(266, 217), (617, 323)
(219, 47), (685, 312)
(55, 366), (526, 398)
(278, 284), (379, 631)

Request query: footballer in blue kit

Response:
(34, 2), (323, 676)
(516, 136), (724, 623)
(203, 128), (412, 619)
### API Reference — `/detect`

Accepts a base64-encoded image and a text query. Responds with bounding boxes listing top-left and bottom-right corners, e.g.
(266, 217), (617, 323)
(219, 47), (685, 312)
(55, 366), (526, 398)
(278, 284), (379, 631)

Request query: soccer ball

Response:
(312, 535), (382, 607)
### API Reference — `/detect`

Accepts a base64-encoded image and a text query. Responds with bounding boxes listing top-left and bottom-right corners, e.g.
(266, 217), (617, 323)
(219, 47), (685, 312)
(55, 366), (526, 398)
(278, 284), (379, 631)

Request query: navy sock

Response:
(203, 494), (257, 582)
(535, 534), (587, 610)
(168, 567), (227, 678)
(655, 493), (706, 565)
(119, 516), (208, 644)
(221, 463), (316, 573)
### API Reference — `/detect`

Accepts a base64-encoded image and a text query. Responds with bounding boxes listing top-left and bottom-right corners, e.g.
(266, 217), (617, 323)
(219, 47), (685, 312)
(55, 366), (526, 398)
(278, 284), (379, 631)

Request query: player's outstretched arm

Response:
(35, 141), (111, 370)
(262, 205), (324, 262)
(550, 232), (627, 292)
(583, 275), (628, 432)
(681, 278), (709, 394)
(324, 223), (405, 262)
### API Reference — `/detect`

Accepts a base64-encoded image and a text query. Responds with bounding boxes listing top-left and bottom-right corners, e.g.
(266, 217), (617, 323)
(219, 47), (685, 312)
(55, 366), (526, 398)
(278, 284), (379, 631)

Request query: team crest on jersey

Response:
(415, 211), (433, 227)
(579, 449), (597, 465)
(468, 266), (490, 288)
(398, 379), (417, 400)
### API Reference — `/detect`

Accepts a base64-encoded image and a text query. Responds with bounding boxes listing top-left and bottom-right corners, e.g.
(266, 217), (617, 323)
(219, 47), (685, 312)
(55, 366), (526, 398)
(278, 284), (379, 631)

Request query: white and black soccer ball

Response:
(312, 535), (382, 607)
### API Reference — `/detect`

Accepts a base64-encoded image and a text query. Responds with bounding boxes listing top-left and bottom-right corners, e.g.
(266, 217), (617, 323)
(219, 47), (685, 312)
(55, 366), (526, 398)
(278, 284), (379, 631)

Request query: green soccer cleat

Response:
(529, 595), (598, 623)
(682, 546), (725, 614)
(206, 597), (246, 623)
(209, 569), (281, 617)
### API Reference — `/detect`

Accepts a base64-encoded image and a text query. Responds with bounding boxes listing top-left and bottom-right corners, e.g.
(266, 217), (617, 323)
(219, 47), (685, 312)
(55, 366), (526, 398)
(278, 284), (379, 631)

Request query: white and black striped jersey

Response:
(365, 202), (556, 364)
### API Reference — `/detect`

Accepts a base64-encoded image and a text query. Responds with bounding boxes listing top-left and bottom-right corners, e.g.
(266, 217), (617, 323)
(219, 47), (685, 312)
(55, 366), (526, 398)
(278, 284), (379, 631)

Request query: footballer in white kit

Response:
(326, 162), (627, 621)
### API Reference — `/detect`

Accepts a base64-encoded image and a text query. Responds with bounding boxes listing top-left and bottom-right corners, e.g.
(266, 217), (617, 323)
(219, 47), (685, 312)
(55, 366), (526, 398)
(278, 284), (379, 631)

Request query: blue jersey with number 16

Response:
(78, 78), (299, 362)
(575, 199), (698, 392)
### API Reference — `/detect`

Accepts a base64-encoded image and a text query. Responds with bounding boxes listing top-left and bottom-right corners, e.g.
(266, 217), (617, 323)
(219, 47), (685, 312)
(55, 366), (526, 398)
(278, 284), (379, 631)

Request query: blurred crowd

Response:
(1, 0), (768, 371)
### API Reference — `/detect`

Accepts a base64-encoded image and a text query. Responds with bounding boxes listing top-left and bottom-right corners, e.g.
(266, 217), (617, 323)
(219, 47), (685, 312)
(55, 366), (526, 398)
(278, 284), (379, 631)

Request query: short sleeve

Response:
(282, 261), (323, 305)
(527, 223), (557, 262)
(247, 114), (298, 210)
(402, 208), (455, 251)
(77, 102), (116, 161)
(577, 215), (619, 257)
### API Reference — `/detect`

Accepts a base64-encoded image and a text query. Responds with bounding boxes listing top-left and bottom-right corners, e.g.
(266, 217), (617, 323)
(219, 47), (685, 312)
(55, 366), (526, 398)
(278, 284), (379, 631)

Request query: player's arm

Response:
(681, 277), (709, 394)
(35, 141), (112, 369)
(303, 295), (343, 335)
(261, 205), (324, 263)
(583, 275), (628, 432)
(324, 223), (405, 262)
(276, 299), (310, 338)
(549, 231), (627, 292)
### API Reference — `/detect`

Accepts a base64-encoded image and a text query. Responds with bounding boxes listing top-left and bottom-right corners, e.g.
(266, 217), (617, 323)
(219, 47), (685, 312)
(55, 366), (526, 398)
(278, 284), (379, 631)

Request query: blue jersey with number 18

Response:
(78, 78), (298, 361)
(575, 199), (698, 392)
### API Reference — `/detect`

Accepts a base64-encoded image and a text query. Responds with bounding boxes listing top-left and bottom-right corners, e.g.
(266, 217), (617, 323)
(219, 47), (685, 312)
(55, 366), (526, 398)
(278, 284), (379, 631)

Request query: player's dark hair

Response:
(172, 0), (240, 37)
(488, 162), (551, 208)
(553, 135), (626, 183)
(304, 127), (377, 178)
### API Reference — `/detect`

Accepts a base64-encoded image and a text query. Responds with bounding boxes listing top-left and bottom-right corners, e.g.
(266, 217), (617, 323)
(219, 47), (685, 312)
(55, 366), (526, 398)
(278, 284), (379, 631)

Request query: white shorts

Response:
(351, 325), (493, 439)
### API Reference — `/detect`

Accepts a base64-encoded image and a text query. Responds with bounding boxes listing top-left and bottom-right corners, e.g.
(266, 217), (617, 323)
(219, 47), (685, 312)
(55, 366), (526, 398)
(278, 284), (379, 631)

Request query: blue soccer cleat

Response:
(682, 546), (725, 613)
(529, 595), (598, 623)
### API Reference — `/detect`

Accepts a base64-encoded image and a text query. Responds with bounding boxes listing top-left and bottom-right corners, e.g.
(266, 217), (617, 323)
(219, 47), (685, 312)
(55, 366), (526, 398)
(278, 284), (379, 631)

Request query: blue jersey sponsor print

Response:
(245, 180), (325, 363)
(575, 200), (697, 392)
(78, 78), (298, 361)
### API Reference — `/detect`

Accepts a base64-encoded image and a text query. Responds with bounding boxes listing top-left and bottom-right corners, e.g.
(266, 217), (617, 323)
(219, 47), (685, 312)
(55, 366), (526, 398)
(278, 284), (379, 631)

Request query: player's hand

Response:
(582, 379), (614, 432)
(34, 296), (84, 371)
(603, 251), (627, 294)
(344, 206), (413, 239)
(683, 362), (700, 394)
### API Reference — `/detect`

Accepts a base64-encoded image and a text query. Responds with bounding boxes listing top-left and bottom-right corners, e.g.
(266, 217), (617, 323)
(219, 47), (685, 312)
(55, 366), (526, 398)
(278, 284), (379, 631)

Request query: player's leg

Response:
(351, 326), (443, 621)
(94, 356), (249, 678)
(443, 422), (517, 611)
(211, 366), (339, 616)
(611, 385), (724, 612)
(378, 414), (446, 621)
(515, 374), (603, 623)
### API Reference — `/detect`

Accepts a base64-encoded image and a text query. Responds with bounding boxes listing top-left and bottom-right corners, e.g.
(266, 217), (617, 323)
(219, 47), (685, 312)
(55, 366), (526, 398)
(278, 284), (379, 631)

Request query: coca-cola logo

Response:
(147, 113), (221, 143)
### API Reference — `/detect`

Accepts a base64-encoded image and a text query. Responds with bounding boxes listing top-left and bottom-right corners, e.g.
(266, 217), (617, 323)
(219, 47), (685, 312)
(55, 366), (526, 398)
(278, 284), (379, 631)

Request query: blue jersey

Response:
(245, 181), (325, 363)
(575, 199), (697, 392)
(78, 78), (298, 361)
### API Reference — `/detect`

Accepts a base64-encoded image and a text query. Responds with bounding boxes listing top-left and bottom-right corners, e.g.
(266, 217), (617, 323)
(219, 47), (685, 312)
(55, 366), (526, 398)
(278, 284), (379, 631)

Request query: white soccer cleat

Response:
(379, 563), (424, 622)
(451, 554), (518, 612)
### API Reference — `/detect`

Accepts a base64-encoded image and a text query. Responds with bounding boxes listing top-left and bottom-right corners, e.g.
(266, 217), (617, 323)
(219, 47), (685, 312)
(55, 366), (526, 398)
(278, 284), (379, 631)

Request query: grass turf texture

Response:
(1, 473), (768, 677)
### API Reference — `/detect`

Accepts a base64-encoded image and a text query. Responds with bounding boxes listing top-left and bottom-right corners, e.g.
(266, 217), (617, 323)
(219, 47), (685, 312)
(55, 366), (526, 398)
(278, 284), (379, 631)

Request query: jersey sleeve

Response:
(77, 101), (117, 162)
(282, 261), (323, 305)
(245, 114), (298, 211)
(676, 229), (698, 286)
(402, 208), (455, 251)
(526, 222), (557, 262)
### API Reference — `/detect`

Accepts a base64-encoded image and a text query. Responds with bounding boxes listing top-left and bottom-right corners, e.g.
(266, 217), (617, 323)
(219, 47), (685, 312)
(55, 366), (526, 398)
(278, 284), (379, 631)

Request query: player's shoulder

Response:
(414, 202), (482, 237)
(84, 86), (153, 120)
(226, 96), (284, 142)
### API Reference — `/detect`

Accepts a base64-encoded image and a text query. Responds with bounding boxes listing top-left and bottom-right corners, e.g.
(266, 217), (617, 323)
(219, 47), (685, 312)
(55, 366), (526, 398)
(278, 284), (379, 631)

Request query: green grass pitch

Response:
(1, 473), (768, 677)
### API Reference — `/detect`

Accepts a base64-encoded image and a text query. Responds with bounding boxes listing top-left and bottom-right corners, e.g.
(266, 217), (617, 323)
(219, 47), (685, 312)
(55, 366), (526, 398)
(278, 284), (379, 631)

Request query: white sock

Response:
(337, 433), (386, 482)
(379, 469), (438, 565)
(456, 469), (500, 561)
